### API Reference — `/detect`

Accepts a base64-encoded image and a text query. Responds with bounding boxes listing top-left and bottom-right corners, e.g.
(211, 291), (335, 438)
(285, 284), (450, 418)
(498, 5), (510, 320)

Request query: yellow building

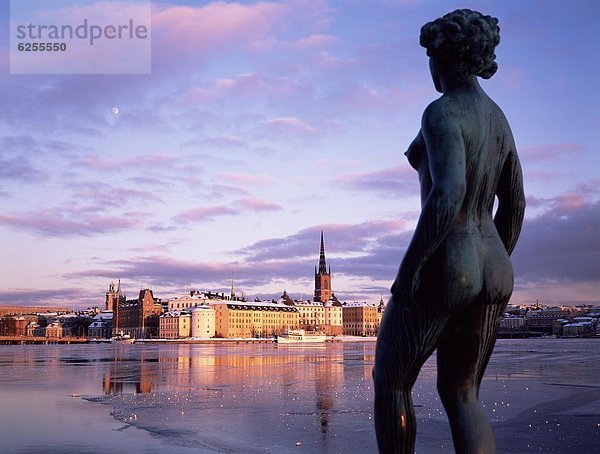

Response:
(342, 302), (379, 336)
(294, 301), (325, 331)
(191, 306), (215, 338)
(168, 292), (227, 311)
(324, 301), (343, 335)
(212, 301), (299, 338)
(159, 311), (191, 339)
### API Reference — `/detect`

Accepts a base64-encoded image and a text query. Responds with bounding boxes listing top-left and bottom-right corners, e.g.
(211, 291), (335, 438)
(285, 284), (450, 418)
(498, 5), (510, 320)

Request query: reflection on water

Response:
(1, 339), (598, 453)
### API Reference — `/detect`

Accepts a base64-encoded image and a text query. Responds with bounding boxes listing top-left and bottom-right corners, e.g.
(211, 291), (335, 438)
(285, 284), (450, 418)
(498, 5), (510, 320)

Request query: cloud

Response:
(281, 34), (338, 49)
(219, 173), (273, 185)
(235, 198), (282, 212)
(195, 136), (248, 148)
(65, 220), (408, 293)
(336, 165), (418, 198)
(0, 155), (44, 181)
(152, 1), (290, 69)
(173, 206), (239, 224)
(65, 256), (312, 290)
(70, 182), (164, 210)
(0, 287), (96, 307)
(238, 220), (407, 262)
(524, 183), (600, 213)
(0, 208), (141, 237)
(512, 199), (600, 283)
(182, 73), (313, 113)
(261, 117), (317, 137)
(520, 142), (586, 163)
(0, 134), (89, 159)
(172, 197), (282, 224)
(75, 153), (178, 172)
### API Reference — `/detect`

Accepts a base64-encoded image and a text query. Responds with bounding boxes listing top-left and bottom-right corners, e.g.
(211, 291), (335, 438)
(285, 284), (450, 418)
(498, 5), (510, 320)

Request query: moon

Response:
(112, 106), (119, 115)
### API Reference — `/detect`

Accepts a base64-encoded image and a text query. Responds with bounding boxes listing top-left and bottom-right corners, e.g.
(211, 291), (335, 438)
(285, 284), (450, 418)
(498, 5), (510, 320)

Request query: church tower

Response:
(105, 279), (122, 311)
(314, 231), (332, 303)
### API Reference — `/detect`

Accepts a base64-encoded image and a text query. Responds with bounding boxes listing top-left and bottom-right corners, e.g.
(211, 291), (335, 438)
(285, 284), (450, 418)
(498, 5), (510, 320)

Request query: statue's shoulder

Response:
(422, 97), (461, 131)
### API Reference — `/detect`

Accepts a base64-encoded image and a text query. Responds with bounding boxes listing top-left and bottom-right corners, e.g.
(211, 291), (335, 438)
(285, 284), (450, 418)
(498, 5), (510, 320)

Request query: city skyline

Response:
(0, 0), (598, 309)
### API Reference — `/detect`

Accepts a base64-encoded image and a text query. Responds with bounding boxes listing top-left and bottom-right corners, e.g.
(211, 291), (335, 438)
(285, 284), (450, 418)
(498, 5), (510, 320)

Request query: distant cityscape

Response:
(1, 232), (599, 343)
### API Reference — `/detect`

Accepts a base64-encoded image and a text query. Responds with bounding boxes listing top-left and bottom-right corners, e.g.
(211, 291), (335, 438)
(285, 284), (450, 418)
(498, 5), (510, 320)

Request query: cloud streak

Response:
(0, 209), (141, 237)
(336, 165), (418, 198)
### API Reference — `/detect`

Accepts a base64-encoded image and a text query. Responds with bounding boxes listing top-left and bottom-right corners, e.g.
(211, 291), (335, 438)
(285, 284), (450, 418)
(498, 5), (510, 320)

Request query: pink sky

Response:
(0, 0), (598, 308)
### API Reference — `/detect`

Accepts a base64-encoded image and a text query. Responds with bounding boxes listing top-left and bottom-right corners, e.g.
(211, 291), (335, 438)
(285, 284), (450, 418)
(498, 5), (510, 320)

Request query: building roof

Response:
(191, 306), (215, 312)
(93, 311), (114, 321)
(160, 311), (191, 318)
(295, 301), (324, 307)
(212, 300), (299, 312)
(343, 301), (377, 308)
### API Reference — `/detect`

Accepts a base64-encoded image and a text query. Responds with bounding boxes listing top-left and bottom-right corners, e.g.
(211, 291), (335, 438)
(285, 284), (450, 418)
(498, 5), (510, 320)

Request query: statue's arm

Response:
(494, 146), (525, 255)
(391, 101), (466, 299)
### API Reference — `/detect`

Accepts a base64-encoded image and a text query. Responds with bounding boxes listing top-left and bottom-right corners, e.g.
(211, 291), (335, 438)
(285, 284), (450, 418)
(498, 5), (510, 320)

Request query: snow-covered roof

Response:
(160, 310), (191, 318)
(294, 301), (324, 307)
(191, 306), (215, 312)
(343, 301), (377, 308)
(212, 300), (298, 311)
(89, 321), (109, 328)
(93, 311), (114, 321)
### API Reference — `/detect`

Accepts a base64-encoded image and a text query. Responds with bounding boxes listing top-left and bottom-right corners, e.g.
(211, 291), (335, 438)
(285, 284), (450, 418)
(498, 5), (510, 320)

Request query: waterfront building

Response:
(212, 300), (299, 338)
(0, 306), (69, 317)
(527, 308), (571, 333)
(0, 316), (30, 336)
(26, 322), (39, 337)
(191, 306), (215, 338)
(169, 292), (216, 311)
(323, 298), (343, 335)
(500, 315), (527, 331)
(159, 311), (191, 339)
(342, 302), (379, 336)
(45, 322), (63, 338)
(88, 311), (113, 339)
(563, 322), (594, 336)
(114, 289), (163, 339)
(295, 300), (325, 331)
(57, 314), (92, 337)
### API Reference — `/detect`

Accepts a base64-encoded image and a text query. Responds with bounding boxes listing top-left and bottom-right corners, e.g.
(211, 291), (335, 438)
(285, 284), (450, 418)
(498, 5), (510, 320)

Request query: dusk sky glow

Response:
(0, 0), (598, 308)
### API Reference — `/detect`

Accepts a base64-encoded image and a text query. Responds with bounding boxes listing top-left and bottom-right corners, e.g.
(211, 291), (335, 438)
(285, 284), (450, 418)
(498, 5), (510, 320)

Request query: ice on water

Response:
(0, 339), (598, 453)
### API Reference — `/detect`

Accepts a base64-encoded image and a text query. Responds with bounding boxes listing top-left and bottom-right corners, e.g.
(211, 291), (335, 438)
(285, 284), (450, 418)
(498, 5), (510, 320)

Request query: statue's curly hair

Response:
(420, 9), (500, 79)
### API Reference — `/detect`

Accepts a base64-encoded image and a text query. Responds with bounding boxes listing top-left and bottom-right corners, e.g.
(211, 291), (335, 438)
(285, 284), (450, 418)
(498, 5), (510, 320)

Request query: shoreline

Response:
(133, 335), (378, 344)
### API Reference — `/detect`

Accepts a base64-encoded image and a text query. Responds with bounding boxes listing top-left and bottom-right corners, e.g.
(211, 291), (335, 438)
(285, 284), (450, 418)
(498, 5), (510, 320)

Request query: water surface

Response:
(0, 339), (598, 453)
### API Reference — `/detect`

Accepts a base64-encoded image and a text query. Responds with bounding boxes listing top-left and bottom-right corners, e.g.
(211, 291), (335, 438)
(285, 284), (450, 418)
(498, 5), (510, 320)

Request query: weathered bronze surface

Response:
(373, 9), (525, 453)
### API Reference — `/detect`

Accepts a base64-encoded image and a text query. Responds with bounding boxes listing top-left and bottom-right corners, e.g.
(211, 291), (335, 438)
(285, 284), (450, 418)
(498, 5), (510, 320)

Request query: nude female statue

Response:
(373, 10), (525, 453)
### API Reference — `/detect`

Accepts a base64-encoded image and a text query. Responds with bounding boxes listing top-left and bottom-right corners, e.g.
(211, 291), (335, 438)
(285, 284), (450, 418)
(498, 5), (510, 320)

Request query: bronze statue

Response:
(373, 9), (525, 453)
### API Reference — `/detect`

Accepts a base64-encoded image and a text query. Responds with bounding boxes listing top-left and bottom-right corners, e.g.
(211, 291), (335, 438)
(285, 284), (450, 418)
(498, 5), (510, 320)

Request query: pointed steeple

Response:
(314, 230), (333, 303)
(318, 230), (327, 274)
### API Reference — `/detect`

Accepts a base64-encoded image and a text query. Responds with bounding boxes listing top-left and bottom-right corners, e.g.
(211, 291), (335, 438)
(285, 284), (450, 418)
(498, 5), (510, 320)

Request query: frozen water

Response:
(0, 339), (598, 453)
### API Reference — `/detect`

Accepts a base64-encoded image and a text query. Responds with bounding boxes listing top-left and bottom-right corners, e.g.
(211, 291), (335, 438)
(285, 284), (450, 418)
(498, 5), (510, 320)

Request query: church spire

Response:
(314, 230), (332, 303)
(318, 230), (327, 274)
